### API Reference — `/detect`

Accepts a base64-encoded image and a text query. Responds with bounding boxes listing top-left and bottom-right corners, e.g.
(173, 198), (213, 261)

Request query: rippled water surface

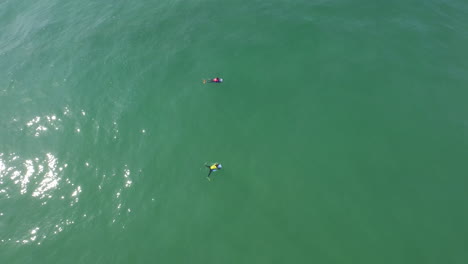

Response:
(1, 0), (468, 263)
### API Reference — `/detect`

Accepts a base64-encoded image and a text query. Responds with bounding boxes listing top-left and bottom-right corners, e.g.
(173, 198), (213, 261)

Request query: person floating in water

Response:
(205, 163), (222, 180)
(203, 77), (223, 84)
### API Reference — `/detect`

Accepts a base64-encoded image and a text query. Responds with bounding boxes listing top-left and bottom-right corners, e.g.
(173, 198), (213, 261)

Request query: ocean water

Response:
(1, 0), (468, 263)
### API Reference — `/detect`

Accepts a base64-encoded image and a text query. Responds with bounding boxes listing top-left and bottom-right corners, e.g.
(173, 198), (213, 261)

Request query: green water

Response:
(1, 0), (468, 263)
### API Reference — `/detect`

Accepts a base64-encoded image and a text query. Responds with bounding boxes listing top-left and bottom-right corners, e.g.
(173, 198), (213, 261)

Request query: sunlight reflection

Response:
(24, 113), (63, 137)
(26, 116), (40, 127)
(32, 153), (59, 199)
(123, 167), (132, 188)
(63, 106), (70, 115)
(21, 160), (34, 194)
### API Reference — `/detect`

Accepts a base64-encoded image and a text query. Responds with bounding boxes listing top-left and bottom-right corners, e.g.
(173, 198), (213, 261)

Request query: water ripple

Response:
(0, 152), (69, 200)
(23, 113), (62, 137)
(0, 104), (142, 246)
(0, 151), (79, 245)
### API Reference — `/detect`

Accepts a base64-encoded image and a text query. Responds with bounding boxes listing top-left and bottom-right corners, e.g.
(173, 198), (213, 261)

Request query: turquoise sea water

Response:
(1, 0), (468, 263)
